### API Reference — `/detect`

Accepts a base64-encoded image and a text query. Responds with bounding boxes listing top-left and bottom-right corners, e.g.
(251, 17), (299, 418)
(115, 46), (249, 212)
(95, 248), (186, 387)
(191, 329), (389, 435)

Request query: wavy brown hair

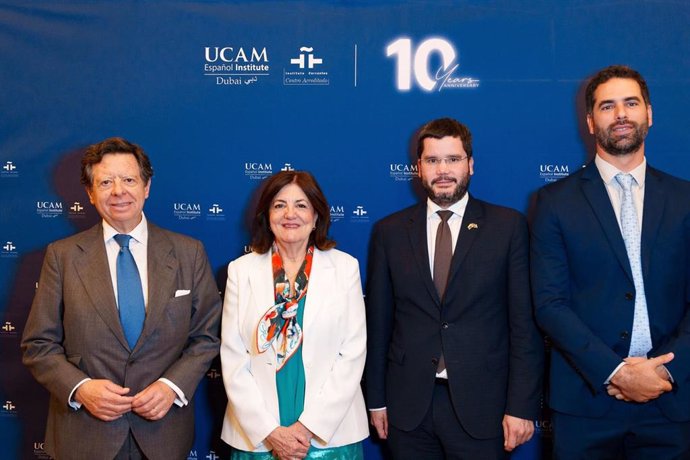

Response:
(251, 170), (335, 254)
(81, 137), (153, 187)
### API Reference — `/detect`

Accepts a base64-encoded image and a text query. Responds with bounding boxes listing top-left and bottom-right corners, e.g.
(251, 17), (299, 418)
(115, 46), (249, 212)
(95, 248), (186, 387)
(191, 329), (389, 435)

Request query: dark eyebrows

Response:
(597, 95), (642, 109)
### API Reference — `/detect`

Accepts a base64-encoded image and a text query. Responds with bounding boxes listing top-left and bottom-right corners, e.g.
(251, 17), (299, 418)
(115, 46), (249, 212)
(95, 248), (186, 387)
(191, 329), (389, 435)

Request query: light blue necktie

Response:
(615, 173), (652, 357)
(114, 234), (145, 349)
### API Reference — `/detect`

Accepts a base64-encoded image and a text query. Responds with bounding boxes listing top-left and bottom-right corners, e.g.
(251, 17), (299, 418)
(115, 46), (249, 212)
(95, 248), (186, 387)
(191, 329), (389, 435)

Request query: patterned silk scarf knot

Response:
(615, 173), (652, 357)
(256, 244), (314, 371)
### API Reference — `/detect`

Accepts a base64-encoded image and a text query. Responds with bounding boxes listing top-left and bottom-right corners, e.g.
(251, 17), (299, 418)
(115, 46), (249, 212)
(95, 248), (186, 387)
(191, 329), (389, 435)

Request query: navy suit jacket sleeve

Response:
(364, 220), (395, 410)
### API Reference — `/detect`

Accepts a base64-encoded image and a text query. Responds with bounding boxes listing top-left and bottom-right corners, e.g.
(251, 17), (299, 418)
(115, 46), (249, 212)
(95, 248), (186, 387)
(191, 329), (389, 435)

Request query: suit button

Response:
(620, 331), (630, 339)
(625, 292), (634, 300)
(431, 358), (439, 366)
(442, 322), (449, 329)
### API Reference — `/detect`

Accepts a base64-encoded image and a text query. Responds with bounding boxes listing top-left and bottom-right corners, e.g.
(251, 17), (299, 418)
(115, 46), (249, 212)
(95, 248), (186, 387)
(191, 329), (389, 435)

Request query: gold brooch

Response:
(467, 223), (478, 230)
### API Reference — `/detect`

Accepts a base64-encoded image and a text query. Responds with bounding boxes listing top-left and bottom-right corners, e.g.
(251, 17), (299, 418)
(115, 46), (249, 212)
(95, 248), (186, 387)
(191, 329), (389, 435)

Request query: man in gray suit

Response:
(21, 137), (222, 459)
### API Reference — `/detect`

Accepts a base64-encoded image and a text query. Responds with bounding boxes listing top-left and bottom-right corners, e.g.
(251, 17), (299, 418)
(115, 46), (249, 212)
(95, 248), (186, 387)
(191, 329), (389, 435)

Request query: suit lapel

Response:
(640, 167), (665, 279)
(580, 163), (634, 283)
(446, 196), (483, 293)
(249, 252), (276, 322)
(138, 223), (178, 351)
(73, 224), (130, 350)
(406, 204), (441, 306)
(302, 249), (333, 332)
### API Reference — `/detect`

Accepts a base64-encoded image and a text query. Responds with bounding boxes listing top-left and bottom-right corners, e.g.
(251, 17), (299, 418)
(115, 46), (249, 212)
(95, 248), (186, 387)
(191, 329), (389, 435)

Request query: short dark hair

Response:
(251, 170), (336, 254)
(585, 65), (651, 114)
(416, 117), (473, 159)
(81, 137), (154, 187)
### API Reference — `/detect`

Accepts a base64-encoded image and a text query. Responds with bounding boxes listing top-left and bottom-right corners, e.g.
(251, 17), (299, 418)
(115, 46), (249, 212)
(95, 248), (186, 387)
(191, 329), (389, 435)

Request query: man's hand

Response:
(502, 414), (534, 452)
(266, 426), (310, 460)
(74, 379), (133, 421)
(369, 409), (389, 439)
(131, 381), (176, 421)
(609, 353), (674, 402)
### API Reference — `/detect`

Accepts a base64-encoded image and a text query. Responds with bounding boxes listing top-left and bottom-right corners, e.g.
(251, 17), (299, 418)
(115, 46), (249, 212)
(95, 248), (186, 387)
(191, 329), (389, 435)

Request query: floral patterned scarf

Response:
(256, 243), (314, 371)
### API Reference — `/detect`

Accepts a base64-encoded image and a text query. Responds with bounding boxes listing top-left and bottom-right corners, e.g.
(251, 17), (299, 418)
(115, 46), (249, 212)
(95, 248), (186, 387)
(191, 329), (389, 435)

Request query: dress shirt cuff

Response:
(660, 364), (674, 383)
(604, 362), (626, 384)
(369, 407), (386, 412)
(158, 378), (188, 407)
(68, 378), (91, 410)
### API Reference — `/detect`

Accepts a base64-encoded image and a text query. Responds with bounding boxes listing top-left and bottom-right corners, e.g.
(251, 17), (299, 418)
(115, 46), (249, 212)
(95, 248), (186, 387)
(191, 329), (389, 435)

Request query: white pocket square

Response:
(175, 289), (191, 297)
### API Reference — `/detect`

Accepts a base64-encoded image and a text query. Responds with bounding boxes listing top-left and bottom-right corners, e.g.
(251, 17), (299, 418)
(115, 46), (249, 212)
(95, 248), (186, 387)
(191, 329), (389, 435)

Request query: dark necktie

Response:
(114, 234), (145, 349)
(433, 210), (453, 374)
(433, 210), (453, 299)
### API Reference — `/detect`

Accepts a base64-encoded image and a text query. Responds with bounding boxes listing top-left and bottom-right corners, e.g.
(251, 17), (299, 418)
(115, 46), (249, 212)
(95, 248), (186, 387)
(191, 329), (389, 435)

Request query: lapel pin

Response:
(467, 223), (479, 230)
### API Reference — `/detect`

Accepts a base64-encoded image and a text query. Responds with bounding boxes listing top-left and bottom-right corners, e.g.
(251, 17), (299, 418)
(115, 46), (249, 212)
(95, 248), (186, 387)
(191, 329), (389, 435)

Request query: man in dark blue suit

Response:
(531, 65), (690, 458)
(366, 118), (543, 459)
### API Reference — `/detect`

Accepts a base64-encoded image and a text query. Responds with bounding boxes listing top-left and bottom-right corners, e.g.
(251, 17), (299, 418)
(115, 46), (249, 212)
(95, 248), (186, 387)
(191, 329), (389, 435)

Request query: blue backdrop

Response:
(2, 1), (690, 458)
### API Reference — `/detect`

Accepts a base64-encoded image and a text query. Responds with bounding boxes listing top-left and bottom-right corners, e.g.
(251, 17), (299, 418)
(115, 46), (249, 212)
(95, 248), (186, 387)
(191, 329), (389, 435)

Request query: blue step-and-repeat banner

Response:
(2, 1), (690, 459)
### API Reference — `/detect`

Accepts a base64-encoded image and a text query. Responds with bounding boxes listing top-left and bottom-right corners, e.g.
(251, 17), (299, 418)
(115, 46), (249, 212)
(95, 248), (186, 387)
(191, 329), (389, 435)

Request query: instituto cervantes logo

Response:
(284, 46), (330, 86)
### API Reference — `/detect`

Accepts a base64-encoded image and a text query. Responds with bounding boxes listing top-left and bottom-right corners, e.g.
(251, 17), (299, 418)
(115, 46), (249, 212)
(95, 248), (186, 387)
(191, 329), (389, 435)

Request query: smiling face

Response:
(587, 77), (653, 159)
(417, 136), (474, 208)
(268, 182), (318, 253)
(86, 153), (150, 233)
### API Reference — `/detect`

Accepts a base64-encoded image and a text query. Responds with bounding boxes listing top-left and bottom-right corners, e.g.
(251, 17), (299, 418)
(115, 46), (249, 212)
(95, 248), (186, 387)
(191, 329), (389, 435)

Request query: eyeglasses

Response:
(420, 155), (469, 166)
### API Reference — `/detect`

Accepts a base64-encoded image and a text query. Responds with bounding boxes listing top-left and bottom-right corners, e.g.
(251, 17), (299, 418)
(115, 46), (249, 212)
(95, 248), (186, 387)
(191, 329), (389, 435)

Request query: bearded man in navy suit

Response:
(365, 118), (543, 459)
(531, 65), (690, 458)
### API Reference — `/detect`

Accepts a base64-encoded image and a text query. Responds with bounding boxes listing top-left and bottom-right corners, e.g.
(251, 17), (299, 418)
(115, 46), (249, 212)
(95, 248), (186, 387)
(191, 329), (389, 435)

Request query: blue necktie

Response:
(114, 234), (145, 349)
(615, 173), (652, 357)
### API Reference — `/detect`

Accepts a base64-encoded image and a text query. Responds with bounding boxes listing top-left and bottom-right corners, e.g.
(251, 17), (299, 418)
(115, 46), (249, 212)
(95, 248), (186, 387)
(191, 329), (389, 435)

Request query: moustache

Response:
(431, 176), (457, 185)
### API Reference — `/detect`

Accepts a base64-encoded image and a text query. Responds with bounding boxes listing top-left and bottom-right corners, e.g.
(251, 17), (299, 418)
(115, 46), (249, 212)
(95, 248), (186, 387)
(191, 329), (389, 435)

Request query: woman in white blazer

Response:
(220, 171), (368, 460)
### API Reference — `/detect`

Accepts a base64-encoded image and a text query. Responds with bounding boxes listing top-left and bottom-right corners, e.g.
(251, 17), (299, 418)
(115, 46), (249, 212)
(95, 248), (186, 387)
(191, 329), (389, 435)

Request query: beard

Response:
(422, 174), (470, 207)
(595, 119), (649, 156)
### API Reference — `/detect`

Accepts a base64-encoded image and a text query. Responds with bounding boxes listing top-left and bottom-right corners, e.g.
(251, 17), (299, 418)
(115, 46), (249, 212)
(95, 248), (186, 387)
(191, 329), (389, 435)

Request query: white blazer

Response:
(220, 248), (369, 452)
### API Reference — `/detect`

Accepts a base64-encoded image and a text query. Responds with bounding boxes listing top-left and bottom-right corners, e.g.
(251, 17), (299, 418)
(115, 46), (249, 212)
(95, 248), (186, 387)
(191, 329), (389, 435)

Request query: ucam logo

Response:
(280, 163), (295, 171)
(204, 46), (268, 63)
(390, 163), (418, 181)
(173, 203), (202, 220)
(2, 321), (15, 332)
(203, 46), (269, 86)
(386, 37), (480, 92)
(330, 205), (345, 222)
(36, 201), (63, 218)
(539, 164), (570, 183)
(244, 162), (272, 180)
(3, 161), (16, 171)
(3, 241), (16, 252)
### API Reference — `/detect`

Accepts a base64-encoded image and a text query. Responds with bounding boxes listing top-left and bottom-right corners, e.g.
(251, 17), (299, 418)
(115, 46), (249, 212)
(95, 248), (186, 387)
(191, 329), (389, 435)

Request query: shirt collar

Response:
(102, 213), (148, 245)
(595, 154), (646, 188)
(426, 193), (469, 219)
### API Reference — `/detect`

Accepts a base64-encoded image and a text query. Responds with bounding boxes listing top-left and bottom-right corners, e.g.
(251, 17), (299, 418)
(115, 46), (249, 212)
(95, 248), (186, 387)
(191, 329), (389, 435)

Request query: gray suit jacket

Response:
(21, 222), (221, 460)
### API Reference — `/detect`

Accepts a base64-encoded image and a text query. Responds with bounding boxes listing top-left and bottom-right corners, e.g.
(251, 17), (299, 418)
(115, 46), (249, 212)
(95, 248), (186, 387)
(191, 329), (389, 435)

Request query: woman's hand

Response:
(266, 426), (310, 460)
